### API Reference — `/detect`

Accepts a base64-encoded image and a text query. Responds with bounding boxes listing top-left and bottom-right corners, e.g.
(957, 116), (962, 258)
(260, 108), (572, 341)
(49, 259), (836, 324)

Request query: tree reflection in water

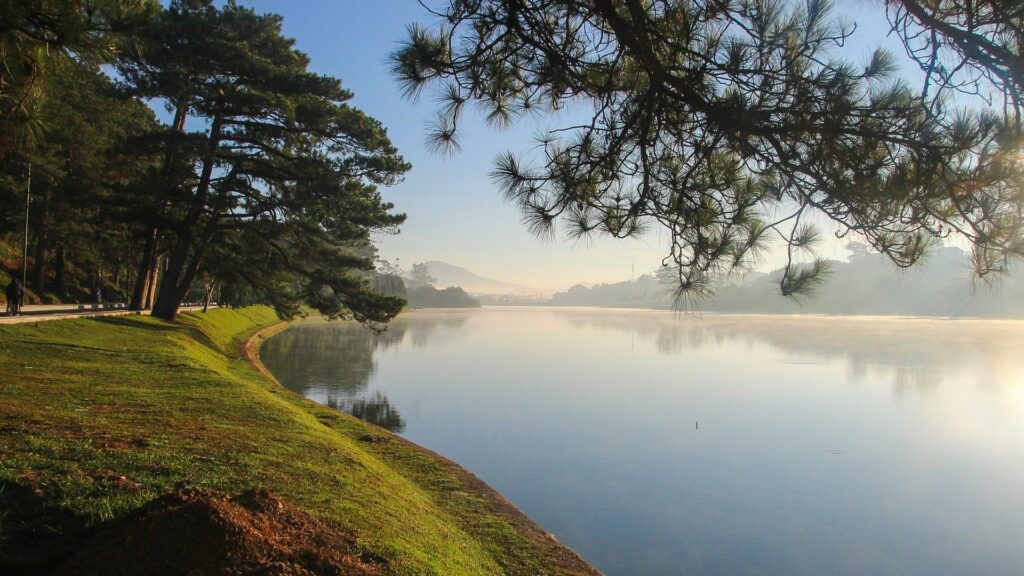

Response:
(555, 310), (1022, 395)
(260, 311), (472, 432)
(327, 392), (405, 433)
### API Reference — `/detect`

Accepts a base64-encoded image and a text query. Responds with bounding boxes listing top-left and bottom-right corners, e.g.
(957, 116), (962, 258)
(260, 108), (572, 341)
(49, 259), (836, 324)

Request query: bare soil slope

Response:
(57, 488), (382, 576)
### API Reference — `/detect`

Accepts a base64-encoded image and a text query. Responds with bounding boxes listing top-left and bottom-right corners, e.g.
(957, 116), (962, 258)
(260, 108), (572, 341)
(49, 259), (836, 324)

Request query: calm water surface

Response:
(261, 308), (1024, 576)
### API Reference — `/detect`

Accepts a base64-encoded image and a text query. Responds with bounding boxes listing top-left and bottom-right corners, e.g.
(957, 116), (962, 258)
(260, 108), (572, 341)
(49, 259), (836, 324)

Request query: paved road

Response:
(0, 304), (212, 325)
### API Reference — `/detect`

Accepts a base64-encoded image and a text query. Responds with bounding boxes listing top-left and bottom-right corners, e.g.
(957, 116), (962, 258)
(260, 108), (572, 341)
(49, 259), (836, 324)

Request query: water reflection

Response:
(260, 311), (472, 432)
(326, 392), (405, 432)
(262, 308), (1024, 576)
(555, 310), (1022, 394)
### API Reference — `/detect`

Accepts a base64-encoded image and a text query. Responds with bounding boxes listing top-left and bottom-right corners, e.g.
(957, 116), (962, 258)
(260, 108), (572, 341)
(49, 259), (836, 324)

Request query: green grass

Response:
(0, 307), (595, 576)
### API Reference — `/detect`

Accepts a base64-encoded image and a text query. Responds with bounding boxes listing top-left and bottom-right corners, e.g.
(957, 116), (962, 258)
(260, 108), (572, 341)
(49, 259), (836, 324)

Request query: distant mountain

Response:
(420, 261), (536, 295)
(547, 247), (1024, 318)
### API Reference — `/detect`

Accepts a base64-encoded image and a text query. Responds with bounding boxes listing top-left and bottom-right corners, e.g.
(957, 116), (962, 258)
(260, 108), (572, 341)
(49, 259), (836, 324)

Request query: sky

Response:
(231, 0), (929, 292)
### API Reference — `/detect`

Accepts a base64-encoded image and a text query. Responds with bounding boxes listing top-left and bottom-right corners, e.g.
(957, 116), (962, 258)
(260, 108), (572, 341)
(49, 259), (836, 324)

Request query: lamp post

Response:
(22, 163), (31, 295)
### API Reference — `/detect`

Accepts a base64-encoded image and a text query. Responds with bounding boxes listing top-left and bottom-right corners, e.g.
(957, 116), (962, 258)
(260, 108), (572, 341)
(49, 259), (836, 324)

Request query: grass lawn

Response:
(0, 307), (597, 576)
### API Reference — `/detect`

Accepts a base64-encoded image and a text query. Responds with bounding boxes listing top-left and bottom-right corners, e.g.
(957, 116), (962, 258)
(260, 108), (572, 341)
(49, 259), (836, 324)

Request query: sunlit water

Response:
(261, 307), (1024, 576)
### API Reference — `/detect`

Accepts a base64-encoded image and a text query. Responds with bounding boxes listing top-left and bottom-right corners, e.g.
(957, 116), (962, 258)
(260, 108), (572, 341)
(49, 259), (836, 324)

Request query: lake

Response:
(260, 307), (1024, 576)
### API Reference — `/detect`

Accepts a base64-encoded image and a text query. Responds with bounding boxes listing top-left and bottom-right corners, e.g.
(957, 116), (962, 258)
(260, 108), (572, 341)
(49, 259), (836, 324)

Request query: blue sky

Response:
(233, 0), (920, 291)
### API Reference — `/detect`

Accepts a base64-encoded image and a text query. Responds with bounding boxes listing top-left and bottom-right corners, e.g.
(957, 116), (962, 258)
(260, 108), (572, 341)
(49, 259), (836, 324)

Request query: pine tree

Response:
(0, 60), (157, 300)
(29, 62), (158, 298)
(886, 0), (1023, 115)
(0, 0), (156, 155)
(392, 0), (1023, 302)
(120, 1), (410, 321)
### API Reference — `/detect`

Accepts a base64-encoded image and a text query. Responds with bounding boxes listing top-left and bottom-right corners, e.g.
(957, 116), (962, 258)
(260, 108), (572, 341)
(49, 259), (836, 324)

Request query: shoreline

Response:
(0, 307), (600, 576)
(245, 318), (600, 576)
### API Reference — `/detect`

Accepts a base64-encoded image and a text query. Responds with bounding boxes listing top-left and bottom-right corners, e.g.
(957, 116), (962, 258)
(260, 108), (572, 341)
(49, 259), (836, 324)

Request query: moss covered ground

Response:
(0, 307), (597, 575)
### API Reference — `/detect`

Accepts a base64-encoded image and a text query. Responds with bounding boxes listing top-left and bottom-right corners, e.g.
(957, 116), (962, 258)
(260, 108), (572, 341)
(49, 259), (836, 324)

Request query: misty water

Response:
(260, 308), (1024, 576)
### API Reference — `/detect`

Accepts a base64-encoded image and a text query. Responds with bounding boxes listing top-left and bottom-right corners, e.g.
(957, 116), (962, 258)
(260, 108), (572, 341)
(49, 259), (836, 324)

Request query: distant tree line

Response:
(548, 245), (1024, 318)
(370, 259), (482, 308)
(406, 286), (481, 309)
(0, 0), (408, 323)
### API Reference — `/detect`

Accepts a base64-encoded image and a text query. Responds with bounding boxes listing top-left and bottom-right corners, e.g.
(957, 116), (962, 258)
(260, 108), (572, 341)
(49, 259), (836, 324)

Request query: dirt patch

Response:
(0, 402), (39, 431)
(68, 470), (143, 492)
(6, 418), (152, 452)
(56, 488), (382, 576)
(242, 321), (289, 378)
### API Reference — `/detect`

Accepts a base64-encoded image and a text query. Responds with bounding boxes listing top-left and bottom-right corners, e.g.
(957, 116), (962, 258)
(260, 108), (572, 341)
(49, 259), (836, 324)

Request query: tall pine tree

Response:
(119, 0), (409, 321)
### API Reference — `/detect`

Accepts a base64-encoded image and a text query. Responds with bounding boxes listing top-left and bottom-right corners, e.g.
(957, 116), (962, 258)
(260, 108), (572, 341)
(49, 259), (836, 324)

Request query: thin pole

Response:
(22, 163), (31, 293)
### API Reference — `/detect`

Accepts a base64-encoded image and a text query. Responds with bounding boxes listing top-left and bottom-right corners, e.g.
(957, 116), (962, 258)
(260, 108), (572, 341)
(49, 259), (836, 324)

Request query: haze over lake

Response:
(261, 308), (1024, 576)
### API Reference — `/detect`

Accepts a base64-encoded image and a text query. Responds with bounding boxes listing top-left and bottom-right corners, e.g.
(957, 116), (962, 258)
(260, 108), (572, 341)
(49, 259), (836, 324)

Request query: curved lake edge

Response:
(0, 307), (601, 575)
(251, 318), (602, 576)
(262, 307), (1024, 576)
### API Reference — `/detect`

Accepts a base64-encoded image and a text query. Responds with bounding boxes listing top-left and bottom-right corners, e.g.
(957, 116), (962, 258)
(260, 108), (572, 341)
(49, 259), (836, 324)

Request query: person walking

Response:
(5, 276), (23, 316)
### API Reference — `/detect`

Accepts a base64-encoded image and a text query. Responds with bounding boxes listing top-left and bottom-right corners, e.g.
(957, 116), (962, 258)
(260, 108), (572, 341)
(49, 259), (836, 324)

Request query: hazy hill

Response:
(550, 275), (670, 309)
(420, 261), (536, 295)
(547, 247), (1024, 318)
(407, 285), (481, 308)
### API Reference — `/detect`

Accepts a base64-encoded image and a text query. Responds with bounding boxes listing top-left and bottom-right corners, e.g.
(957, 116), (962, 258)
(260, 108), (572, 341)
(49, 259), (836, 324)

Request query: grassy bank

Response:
(0, 307), (597, 575)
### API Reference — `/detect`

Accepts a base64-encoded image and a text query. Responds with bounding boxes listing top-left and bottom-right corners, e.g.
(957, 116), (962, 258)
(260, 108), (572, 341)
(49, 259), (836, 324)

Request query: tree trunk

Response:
(145, 256), (161, 310)
(151, 112), (222, 321)
(131, 227), (158, 309)
(32, 234), (47, 293)
(32, 188), (50, 293)
(90, 268), (99, 303)
(53, 243), (66, 294)
(202, 281), (215, 313)
(152, 237), (203, 320)
(152, 224), (194, 320)
(130, 103), (190, 311)
(125, 242), (133, 298)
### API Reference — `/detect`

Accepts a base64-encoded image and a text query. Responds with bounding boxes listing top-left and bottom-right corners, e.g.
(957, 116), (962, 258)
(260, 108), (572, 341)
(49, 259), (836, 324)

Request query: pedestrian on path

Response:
(5, 276), (23, 316)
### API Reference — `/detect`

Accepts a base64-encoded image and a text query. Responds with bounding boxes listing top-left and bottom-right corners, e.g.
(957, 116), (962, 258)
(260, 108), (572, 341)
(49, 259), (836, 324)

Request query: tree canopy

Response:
(0, 0), (156, 154)
(392, 0), (1024, 302)
(409, 262), (438, 287)
(1, 1), (411, 325)
(0, 57), (159, 303)
(116, 0), (410, 321)
(886, 0), (1023, 114)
